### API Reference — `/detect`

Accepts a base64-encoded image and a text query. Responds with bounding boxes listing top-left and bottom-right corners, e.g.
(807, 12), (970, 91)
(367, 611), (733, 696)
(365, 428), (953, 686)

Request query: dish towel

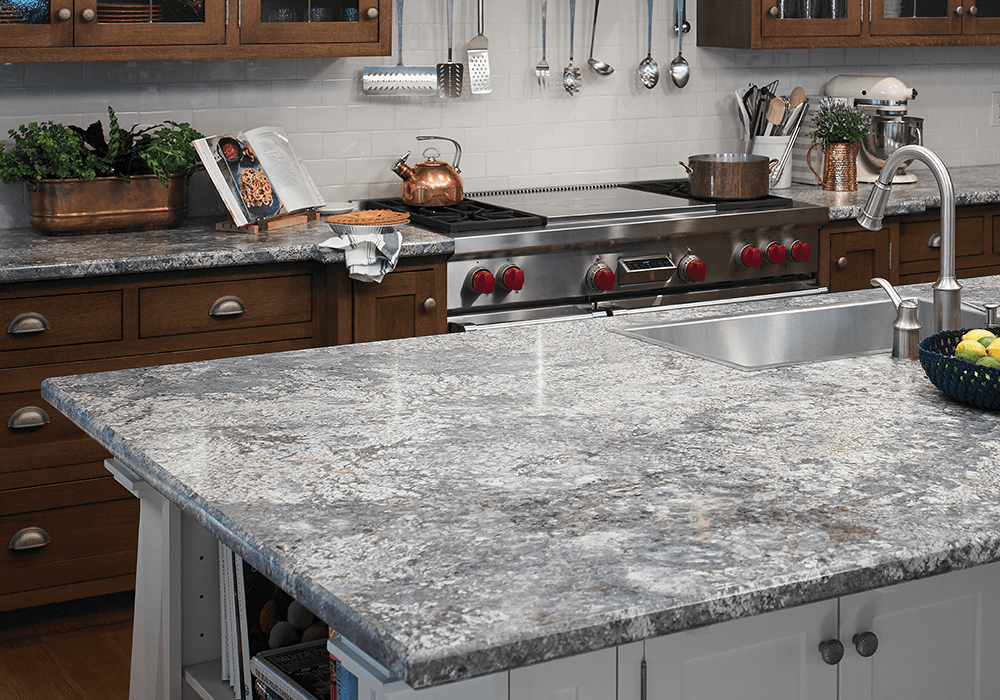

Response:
(318, 229), (402, 283)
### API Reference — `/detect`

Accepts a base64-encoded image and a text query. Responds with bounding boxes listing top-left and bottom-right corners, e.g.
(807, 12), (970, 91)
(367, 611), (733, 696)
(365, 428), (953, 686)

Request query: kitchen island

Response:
(40, 275), (1000, 700)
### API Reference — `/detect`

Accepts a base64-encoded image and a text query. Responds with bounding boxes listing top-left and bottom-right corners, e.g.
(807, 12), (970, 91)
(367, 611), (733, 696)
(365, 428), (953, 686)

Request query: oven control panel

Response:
(448, 227), (820, 314)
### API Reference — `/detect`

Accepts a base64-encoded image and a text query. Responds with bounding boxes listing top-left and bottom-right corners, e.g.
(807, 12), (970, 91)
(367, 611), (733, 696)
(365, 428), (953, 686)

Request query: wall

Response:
(1, 0), (998, 228)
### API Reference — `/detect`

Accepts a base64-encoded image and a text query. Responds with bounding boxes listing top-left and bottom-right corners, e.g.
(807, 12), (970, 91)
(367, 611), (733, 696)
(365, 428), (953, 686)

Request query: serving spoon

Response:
(587, 0), (613, 75)
(669, 0), (690, 88)
(562, 0), (582, 94)
(639, 0), (658, 89)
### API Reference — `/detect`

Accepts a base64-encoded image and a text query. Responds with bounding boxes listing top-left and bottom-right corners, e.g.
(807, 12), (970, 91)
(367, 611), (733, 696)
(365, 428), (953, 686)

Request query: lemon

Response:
(956, 340), (988, 362)
(978, 356), (1000, 369)
(988, 339), (1000, 360)
(962, 329), (995, 343)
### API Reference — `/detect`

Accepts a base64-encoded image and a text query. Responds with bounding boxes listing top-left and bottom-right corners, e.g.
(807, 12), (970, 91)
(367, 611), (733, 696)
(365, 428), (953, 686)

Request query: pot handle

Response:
(417, 136), (462, 173)
(678, 161), (693, 175)
(767, 158), (779, 172)
(807, 143), (822, 183)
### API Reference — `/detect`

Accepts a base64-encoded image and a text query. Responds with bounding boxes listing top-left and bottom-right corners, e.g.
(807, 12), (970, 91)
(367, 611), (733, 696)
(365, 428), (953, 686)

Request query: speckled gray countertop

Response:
(41, 275), (1000, 690)
(787, 164), (1000, 220)
(0, 217), (452, 284)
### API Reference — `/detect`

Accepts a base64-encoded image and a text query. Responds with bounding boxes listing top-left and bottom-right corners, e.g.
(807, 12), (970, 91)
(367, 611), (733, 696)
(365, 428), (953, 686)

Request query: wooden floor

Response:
(0, 591), (133, 700)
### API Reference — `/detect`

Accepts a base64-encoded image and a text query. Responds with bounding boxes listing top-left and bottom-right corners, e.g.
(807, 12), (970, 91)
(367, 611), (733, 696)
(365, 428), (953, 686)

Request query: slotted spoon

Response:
(639, 0), (658, 89)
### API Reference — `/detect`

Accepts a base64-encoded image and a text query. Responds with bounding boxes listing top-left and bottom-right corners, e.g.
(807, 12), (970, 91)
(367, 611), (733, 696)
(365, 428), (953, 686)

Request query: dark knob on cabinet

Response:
(853, 631), (879, 657)
(818, 639), (845, 665)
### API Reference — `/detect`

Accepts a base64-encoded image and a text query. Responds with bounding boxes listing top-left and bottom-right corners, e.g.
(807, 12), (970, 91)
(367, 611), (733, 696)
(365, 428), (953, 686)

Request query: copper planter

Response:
(807, 141), (860, 192)
(28, 174), (189, 235)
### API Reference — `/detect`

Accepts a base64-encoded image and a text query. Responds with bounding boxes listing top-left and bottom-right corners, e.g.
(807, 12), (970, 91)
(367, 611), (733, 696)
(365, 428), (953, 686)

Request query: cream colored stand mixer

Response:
(824, 74), (922, 184)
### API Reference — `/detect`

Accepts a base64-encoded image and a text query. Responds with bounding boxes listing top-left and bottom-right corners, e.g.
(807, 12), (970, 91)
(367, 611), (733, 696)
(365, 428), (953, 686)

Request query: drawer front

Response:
(1, 390), (110, 473)
(2, 475), (130, 516)
(139, 274), (313, 338)
(899, 216), (986, 266)
(0, 498), (139, 596)
(0, 290), (123, 363)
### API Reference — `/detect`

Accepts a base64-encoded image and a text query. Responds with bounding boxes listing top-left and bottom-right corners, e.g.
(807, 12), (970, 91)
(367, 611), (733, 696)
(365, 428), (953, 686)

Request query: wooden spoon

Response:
(789, 86), (806, 110)
(766, 98), (786, 136)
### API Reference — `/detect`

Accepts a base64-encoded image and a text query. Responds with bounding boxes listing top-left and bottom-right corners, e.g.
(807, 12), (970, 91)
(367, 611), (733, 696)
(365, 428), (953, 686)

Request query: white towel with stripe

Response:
(318, 229), (402, 283)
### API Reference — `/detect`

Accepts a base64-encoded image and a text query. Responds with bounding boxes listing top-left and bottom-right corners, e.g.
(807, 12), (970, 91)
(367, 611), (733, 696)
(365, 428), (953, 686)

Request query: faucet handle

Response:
(871, 277), (903, 309)
(985, 302), (998, 326)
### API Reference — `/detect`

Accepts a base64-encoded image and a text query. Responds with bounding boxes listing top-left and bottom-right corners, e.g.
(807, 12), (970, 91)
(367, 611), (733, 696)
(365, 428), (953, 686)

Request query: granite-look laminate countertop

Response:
(41, 276), (1000, 690)
(0, 217), (453, 284)
(787, 164), (1000, 220)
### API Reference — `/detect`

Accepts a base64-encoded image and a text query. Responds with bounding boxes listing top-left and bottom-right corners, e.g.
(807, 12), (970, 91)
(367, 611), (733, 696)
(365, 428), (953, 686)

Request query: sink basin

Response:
(615, 297), (987, 370)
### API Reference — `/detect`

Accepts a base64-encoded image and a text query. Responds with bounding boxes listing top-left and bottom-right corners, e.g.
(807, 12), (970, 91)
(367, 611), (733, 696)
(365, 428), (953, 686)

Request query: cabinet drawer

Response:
(2, 475), (130, 516)
(0, 290), (122, 363)
(139, 274), (313, 338)
(899, 216), (987, 267)
(0, 498), (139, 596)
(1, 390), (110, 474)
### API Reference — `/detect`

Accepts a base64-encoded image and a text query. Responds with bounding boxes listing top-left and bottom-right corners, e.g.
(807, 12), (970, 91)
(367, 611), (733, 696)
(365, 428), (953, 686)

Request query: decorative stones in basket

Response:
(918, 327), (1000, 411)
(325, 209), (410, 237)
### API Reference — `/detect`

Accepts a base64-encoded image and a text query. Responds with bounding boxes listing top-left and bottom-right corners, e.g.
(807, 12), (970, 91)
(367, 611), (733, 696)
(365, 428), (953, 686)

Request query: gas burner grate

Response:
(363, 198), (546, 234)
(622, 179), (795, 210)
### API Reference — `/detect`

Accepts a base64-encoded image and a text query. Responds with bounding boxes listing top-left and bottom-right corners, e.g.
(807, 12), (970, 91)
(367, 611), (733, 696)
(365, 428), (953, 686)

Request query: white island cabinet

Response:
(618, 563), (1000, 700)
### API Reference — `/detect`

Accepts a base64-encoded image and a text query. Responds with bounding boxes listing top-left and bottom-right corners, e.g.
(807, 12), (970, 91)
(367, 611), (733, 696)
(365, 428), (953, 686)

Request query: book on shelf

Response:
(193, 126), (325, 228)
(251, 640), (334, 700)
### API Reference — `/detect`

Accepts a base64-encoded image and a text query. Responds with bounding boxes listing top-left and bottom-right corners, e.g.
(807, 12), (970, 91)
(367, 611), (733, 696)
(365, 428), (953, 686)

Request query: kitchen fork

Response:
(536, 0), (549, 88)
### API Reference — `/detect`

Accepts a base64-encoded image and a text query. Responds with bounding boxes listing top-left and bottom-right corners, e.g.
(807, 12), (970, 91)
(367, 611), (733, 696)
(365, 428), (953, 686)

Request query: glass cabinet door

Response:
(964, 0), (1000, 33)
(760, 0), (863, 37)
(74, 0), (225, 45)
(0, 0), (73, 48)
(240, 0), (378, 44)
(870, 0), (963, 34)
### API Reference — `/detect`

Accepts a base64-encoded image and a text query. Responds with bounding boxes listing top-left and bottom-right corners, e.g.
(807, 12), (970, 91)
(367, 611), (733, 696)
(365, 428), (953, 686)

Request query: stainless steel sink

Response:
(615, 297), (987, 370)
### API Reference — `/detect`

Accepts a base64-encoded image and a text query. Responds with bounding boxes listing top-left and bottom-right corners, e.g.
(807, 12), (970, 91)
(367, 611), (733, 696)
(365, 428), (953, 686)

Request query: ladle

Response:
(669, 0), (690, 88)
(639, 0), (658, 89)
(587, 0), (613, 75)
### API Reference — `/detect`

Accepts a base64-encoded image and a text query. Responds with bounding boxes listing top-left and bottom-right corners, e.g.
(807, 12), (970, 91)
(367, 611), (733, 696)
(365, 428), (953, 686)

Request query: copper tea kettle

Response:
(392, 136), (463, 207)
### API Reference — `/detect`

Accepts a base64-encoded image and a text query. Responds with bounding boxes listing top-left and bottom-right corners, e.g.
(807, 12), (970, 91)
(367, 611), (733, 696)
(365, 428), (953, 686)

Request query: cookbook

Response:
(193, 126), (325, 227)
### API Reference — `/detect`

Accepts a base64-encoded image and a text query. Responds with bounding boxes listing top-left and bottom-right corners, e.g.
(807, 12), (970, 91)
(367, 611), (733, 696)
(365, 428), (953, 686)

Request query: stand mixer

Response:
(824, 75), (922, 183)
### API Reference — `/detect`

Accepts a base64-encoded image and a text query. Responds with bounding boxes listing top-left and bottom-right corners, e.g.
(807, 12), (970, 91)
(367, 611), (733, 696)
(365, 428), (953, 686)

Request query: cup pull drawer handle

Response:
(7, 312), (51, 336)
(8, 406), (51, 430)
(9, 526), (52, 551)
(209, 295), (247, 317)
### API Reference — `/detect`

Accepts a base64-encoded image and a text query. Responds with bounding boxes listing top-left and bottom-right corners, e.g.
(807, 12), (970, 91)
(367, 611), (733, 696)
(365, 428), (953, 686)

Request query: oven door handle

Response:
(449, 309), (610, 332)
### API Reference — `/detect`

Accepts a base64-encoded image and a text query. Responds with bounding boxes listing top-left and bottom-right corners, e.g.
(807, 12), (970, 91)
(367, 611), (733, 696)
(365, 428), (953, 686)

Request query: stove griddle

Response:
(622, 179), (795, 210)
(363, 198), (545, 234)
(474, 186), (712, 221)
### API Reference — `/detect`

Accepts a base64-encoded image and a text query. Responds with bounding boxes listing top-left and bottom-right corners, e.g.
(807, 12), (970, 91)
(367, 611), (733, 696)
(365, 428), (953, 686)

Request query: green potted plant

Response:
(0, 106), (204, 235)
(806, 97), (873, 192)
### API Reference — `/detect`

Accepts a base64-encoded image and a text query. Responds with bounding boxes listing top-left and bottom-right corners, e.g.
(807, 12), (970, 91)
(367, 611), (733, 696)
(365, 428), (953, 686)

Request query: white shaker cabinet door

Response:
(839, 562), (1000, 700)
(619, 599), (839, 700)
(509, 647), (616, 700)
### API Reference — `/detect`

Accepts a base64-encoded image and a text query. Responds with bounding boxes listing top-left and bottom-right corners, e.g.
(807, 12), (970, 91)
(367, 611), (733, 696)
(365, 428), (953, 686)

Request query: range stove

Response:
(367, 180), (829, 329)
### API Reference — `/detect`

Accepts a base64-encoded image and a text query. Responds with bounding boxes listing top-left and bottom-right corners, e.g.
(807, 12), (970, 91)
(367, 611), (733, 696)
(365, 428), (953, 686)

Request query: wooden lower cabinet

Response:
(820, 205), (1000, 293)
(617, 562), (1000, 700)
(1, 256), (447, 611)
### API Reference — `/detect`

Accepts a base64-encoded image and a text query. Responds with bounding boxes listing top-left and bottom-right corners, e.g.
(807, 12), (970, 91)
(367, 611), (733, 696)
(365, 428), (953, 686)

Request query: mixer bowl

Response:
(860, 115), (923, 172)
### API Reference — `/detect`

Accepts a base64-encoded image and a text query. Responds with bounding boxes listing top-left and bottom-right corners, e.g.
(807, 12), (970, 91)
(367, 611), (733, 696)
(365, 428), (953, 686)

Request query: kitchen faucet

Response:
(857, 144), (961, 334)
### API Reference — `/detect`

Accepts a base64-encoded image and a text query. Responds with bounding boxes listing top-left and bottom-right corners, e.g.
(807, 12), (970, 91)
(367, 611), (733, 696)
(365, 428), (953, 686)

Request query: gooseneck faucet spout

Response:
(856, 144), (960, 333)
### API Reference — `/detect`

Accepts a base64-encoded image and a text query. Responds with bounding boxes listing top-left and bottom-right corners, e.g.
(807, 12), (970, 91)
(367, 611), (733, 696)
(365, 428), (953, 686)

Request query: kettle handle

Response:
(417, 135), (462, 173)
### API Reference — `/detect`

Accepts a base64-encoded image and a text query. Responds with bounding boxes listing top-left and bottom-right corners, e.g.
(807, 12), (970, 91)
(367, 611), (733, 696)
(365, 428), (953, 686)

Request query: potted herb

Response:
(0, 107), (204, 234)
(807, 97), (872, 192)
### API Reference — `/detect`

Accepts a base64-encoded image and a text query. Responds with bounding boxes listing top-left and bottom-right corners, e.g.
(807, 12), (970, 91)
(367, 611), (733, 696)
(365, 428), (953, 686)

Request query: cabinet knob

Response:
(7, 311), (50, 336)
(422, 297), (437, 310)
(57, 7), (71, 20)
(955, 5), (965, 14)
(969, 4), (978, 15)
(9, 526), (51, 552)
(837, 256), (849, 269)
(8, 406), (51, 431)
(818, 639), (845, 665)
(366, 7), (378, 18)
(209, 295), (248, 317)
(853, 631), (879, 657)
(81, 7), (95, 20)
(768, 5), (778, 16)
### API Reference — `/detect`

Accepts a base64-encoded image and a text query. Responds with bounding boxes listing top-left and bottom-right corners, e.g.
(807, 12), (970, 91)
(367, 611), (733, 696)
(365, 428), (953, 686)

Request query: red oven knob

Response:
(498, 264), (525, 291)
(466, 267), (495, 295)
(587, 263), (616, 292)
(679, 255), (707, 283)
(765, 243), (787, 265)
(739, 245), (762, 268)
(790, 240), (811, 263)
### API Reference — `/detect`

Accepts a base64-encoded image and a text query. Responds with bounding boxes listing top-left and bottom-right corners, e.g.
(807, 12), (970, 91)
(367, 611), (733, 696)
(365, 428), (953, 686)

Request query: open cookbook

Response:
(193, 126), (325, 227)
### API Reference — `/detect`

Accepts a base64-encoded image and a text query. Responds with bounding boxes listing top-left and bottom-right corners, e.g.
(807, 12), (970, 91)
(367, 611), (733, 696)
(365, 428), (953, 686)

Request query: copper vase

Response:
(807, 141), (860, 192)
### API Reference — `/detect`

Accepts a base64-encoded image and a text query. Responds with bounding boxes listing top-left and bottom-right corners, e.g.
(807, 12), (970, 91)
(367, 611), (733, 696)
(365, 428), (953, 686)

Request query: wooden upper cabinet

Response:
(0, 0), (389, 61)
(698, 0), (1000, 48)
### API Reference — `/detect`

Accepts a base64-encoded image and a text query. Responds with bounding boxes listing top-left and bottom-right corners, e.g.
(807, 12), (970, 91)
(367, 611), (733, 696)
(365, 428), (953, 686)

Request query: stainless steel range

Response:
(369, 181), (829, 329)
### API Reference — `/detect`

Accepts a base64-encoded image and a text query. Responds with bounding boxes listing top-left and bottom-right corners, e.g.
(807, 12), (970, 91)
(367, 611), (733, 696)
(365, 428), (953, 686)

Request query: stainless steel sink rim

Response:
(615, 297), (987, 371)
